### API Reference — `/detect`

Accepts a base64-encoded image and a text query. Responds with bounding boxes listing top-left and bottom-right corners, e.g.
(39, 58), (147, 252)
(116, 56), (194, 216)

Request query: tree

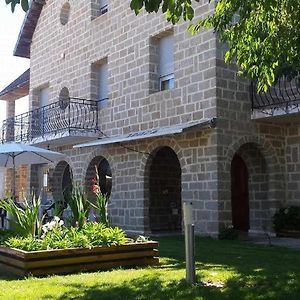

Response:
(5, 0), (28, 12)
(132, 0), (300, 92)
(6, 0), (300, 91)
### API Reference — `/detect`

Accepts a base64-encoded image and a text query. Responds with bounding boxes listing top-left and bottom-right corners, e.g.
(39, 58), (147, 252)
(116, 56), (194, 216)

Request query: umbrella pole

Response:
(12, 154), (16, 201)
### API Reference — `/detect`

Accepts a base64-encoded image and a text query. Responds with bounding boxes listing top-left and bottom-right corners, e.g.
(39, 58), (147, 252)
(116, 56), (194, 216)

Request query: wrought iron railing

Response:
(251, 76), (300, 114)
(1, 98), (100, 143)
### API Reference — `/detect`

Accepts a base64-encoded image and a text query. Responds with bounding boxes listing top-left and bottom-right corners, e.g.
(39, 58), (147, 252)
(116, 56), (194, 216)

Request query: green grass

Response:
(0, 236), (299, 299)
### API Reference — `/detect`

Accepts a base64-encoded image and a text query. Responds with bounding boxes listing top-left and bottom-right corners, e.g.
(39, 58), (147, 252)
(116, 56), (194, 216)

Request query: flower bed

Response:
(0, 241), (159, 277)
(0, 191), (159, 277)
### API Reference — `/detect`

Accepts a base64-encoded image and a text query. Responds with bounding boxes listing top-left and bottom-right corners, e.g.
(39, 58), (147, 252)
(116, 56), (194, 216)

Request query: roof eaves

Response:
(13, 0), (45, 58)
(0, 69), (30, 101)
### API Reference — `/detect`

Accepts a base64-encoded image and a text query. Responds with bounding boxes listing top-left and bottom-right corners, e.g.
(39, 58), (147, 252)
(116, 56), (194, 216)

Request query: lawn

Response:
(0, 236), (299, 300)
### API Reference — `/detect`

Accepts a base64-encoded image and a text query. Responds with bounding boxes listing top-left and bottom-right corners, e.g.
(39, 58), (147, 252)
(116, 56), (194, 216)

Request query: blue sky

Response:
(0, 2), (29, 123)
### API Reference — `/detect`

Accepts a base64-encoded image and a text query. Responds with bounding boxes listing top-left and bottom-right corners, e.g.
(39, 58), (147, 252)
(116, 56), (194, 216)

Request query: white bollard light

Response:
(183, 201), (196, 284)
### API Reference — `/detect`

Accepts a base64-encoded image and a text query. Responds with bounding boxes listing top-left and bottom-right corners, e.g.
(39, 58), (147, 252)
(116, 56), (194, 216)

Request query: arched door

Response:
(149, 147), (181, 232)
(231, 154), (250, 231)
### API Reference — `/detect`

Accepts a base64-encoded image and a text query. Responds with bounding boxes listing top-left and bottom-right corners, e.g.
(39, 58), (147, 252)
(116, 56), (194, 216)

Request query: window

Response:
(60, 2), (71, 25)
(33, 87), (49, 137)
(99, 0), (108, 15)
(159, 34), (174, 91)
(39, 87), (50, 108)
(98, 63), (108, 109)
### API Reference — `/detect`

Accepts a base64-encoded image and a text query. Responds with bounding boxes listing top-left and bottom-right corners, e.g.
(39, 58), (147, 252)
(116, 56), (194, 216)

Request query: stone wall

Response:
(26, 0), (220, 235)
(24, 0), (300, 236)
(46, 127), (218, 235)
(30, 0), (217, 132)
(215, 41), (293, 233)
(285, 123), (300, 206)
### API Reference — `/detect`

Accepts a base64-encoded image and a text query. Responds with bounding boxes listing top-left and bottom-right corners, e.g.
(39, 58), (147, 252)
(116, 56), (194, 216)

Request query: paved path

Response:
(248, 236), (300, 250)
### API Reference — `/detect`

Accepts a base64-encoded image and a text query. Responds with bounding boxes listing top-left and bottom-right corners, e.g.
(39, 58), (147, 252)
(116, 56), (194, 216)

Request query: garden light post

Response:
(183, 201), (195, 284)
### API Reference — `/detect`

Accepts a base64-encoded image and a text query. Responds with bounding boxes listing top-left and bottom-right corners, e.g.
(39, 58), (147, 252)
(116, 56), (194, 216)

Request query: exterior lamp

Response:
(183, 201), (196, 284)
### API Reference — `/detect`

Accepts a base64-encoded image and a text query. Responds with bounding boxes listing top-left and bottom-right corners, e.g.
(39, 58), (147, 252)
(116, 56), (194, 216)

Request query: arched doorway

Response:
(51, 161), (73, 202)
(231, 154), (249, 231)
(230, 143), (269, 233)
(85, 156), (112, 198)
(148, 146), (182, 232)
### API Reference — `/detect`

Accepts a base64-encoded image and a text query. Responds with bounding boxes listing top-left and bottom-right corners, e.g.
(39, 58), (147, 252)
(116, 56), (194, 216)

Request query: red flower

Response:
(92, 184), (100, 194)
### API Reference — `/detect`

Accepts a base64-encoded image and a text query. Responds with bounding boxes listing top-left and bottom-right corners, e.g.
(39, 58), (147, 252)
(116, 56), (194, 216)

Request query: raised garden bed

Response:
(0, 242), (159, 277)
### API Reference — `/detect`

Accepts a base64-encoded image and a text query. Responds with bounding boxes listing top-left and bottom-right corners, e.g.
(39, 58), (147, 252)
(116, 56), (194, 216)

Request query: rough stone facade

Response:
(4, 0), (300, 236)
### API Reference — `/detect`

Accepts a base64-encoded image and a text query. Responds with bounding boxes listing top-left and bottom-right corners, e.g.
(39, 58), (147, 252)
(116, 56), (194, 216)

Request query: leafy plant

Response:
(81, 223), (127, 247)
(219, 225), (238, 240)
(89, 166), (109, 226)
(5, 236), (43, 252)
(0, 194), (43, 237)
(65, 185), (90, 229)
(0, 229), (16, 246)
(52, 199), (66, 219)
(4, 222), (128, 251)
(273, 206), (300, 232)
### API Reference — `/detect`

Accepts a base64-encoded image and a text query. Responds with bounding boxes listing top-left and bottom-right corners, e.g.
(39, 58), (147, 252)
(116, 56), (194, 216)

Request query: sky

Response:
(0, 2), (29, 124)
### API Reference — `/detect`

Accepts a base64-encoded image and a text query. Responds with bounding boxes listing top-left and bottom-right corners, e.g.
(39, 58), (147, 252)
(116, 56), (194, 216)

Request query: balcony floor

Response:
(29, 129), (100, 147)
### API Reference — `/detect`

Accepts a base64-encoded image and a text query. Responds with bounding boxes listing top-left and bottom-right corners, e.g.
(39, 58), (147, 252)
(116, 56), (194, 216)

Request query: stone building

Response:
(0, 0), (298, 236)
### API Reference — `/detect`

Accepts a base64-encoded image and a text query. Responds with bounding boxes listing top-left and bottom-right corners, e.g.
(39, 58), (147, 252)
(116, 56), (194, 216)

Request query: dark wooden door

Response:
(231, 154), (250, 231)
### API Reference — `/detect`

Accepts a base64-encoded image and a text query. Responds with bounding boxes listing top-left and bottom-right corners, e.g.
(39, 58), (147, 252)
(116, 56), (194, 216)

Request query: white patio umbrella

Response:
(0, 143), (65, 199)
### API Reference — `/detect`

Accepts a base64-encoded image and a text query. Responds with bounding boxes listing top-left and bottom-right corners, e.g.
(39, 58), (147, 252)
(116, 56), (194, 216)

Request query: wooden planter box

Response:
(0, 242), (159, 277)
(277, 229), (300, 238)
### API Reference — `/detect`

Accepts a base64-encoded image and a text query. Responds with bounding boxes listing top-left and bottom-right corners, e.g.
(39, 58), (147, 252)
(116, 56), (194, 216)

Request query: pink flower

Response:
(92, 184), (100, 194)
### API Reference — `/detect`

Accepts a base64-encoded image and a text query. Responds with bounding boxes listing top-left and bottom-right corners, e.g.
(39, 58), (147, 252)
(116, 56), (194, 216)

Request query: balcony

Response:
(1, 98), (100, 146)
(251, 76), (300, 120)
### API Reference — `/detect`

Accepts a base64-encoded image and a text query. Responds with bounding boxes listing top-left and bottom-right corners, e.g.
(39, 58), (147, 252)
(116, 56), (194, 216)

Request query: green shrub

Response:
(0, 229), (16, 246)
(219, 226), (238, 240)
(273, 206), (300, 232)
(5, 236), (43, 251)
(65, 185), (90, 229)
(0, 194), (42, 237)
(89, 167), (109, 226)
(81, 223), (127, 247)
(4, 222), (127, 251)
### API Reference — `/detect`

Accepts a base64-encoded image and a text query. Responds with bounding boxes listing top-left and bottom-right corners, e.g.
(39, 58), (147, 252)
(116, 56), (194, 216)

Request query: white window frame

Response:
(98, 63), (108, 109)
(99, 0), (108, 15)
(159, 34), (175, 91)
(160, 73), (175, 91)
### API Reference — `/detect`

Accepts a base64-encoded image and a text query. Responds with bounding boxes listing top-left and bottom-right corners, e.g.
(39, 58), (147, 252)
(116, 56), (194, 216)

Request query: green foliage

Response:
(5, 236), (43, 251)
(273, 206), (300, 232)
(81, 222), (127, 247)
(65, 185), (90, 229)
(5, 0), (28, 12)
(0, 229), (16, 246)
(52, 199), (66, 219)
(90, 167), (109, 226)
(218, 225), (238, 240)
(131, 0), (300, 92)
(0, 195), (42, 237)
(4, 222), (127, 251)
(130, 0), (197, 24)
